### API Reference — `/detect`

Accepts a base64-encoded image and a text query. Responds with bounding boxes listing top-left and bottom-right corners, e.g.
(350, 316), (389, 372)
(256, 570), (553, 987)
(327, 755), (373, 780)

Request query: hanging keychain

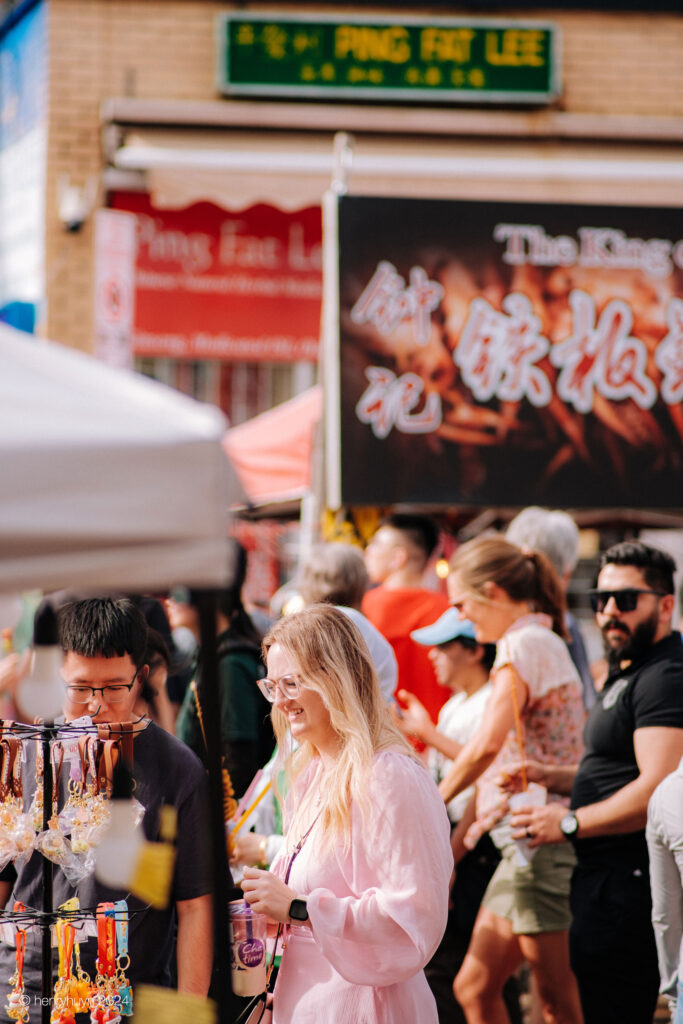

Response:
(37, 744), (68, 864)
(8, 740), (34, 859)
(51, 920), (77, 1024)
(28, 739), (44, 832)
(0, 740), (33, 863)
(57, 899), (91, 1015)
(90, 904), (121, 1024)
(58, 737), (88, 836)
(112, 902), (132, 1016)
(6, 903), (29, 1022)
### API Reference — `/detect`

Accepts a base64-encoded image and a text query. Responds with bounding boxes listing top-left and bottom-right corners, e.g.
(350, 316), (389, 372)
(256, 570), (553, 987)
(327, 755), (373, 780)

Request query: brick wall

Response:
(44, 1), (683, 351)
(46, 0), (221, 350)
(558, 10), (683, 115)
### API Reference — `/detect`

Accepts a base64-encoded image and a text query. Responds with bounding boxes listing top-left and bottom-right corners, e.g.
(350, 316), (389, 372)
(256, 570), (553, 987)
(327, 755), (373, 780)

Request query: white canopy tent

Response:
(0, 323), (245, 596)
(0, 323), (244, 1019)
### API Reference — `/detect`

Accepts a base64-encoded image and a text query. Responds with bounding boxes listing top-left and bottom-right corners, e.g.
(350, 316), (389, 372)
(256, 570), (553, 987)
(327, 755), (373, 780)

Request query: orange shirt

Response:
(362, 586), (451, 723)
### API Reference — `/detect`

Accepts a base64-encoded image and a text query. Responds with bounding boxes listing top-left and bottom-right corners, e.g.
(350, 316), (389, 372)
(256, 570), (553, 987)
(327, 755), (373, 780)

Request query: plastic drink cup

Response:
(508, 782), (547, 867)
(229, 900), (267, 997)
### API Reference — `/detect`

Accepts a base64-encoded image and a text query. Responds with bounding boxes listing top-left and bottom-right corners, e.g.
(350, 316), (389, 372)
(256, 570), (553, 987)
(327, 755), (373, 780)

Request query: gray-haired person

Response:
(506, 506), (596, 709)
(300, 542), (398, 703)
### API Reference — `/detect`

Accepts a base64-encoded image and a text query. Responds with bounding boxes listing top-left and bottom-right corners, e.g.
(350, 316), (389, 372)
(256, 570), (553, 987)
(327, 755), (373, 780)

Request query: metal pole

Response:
(194, 589), (236, 1023)
(41, 723), (55, 1024)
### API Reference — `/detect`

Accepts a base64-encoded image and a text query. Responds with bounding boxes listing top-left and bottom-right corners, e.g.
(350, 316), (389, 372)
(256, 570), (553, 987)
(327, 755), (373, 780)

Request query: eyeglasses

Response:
(64, 671), (138, 704)
(257, 674), (303, 703)
(588, 588), (666, 614)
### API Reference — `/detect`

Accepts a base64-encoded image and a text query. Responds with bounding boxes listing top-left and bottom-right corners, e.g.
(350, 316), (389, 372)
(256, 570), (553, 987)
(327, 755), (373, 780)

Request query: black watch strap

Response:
(289, 898), (309, 922)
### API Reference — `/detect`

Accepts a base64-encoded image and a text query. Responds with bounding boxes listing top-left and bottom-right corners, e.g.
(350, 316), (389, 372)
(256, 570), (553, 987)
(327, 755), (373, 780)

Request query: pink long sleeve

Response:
(278, 753), (454, 983)
(271, 752), (452, 1022)
(303, 753), (451, 985)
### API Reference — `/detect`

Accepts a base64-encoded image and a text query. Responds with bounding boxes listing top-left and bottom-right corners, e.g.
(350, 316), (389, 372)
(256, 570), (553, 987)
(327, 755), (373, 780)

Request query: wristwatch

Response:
(560, 812), (579, 839)
(289, 898), (309, 922)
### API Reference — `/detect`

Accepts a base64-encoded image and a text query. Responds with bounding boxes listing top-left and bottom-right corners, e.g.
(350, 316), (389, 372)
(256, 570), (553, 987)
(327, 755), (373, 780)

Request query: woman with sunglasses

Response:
(241, 604), (452, 1024)
(438, 536), (585, 1024)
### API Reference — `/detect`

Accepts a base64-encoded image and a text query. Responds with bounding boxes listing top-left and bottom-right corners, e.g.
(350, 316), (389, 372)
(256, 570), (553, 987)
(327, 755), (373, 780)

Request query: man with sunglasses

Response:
(0, 597), (213, 1009)
(508, 541), (683, 1024)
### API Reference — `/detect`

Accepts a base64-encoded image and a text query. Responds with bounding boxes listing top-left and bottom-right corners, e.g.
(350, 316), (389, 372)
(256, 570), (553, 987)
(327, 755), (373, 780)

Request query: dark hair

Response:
(215, 539), (262, 646)
(600, 541), (676, 595)
(454, 635), (497, 674)
(58, 598), (149, 669)
(140, 628), (170, 701)
(450, 535), (567, 639)
(480, 642), (497, 673)
(382, 514), (440, 561)
(145, 627), (171, 671)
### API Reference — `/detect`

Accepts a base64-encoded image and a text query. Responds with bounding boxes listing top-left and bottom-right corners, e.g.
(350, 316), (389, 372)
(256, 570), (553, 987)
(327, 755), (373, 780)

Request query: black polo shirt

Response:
(571, 632), (683, 864)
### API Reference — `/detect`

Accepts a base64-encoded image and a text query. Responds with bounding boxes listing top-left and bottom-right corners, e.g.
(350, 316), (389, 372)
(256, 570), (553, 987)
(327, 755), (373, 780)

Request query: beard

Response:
(601, 608), (659, 670)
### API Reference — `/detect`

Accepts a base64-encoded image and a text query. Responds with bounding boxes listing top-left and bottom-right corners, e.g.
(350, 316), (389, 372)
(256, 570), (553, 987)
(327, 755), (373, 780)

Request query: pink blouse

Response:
(270, 750), (452, 1023)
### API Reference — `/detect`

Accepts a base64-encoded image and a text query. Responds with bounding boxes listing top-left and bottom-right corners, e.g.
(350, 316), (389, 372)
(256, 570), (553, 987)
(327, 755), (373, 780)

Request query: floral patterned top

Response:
(474, 613), (586, 849)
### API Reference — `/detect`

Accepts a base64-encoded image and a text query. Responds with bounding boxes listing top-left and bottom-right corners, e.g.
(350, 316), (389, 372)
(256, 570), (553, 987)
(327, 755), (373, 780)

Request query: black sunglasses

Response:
(588, 588), (665, 613)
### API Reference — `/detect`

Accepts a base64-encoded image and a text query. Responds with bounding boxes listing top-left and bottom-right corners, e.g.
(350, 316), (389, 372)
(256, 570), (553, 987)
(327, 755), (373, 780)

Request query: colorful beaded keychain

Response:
(6, 903), (29, 1023)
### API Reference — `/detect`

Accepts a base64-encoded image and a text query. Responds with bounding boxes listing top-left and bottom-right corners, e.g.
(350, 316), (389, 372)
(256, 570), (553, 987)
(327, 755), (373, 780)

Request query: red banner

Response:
(110, 193), (322, 362)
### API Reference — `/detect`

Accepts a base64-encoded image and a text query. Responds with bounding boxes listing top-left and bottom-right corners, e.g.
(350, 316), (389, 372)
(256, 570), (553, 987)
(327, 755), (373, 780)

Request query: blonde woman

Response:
(241, 605), (452, 1024)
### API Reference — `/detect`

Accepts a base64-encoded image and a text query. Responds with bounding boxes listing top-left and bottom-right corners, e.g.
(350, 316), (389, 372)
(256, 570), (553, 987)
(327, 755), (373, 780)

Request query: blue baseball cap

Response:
(411, 610), (477, 647)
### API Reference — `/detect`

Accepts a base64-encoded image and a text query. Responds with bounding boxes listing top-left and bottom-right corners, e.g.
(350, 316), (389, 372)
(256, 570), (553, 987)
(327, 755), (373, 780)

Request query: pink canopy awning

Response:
(223, 385), (322, 507)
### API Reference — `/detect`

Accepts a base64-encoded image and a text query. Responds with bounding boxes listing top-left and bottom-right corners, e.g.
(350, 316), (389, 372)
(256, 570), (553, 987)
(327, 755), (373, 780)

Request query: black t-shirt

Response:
(572, 632), (683, 864)
(0, 722), (212, 1008)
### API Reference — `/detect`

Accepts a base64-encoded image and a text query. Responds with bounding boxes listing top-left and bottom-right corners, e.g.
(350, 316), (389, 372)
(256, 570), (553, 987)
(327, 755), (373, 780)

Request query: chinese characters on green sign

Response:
(216, 14), (558, 103)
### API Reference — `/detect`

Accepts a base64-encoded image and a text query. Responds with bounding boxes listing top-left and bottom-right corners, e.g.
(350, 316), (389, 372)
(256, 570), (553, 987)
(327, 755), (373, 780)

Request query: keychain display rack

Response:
(0, 719), (140, 1024)
(0, 590), (237, 1024)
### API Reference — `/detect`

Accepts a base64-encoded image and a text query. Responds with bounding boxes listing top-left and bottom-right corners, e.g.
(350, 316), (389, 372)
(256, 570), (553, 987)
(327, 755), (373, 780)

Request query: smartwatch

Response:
(289, 898), (309, 922)
(560, 812), (579, 839)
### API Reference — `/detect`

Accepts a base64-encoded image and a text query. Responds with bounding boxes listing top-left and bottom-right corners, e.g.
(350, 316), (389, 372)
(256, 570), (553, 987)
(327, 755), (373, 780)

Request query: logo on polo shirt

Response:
(602, 677), (629, 710)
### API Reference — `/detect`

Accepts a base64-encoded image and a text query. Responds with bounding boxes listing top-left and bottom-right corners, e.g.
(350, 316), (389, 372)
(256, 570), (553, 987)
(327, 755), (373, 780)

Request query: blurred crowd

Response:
(1, 509), (683, 1024)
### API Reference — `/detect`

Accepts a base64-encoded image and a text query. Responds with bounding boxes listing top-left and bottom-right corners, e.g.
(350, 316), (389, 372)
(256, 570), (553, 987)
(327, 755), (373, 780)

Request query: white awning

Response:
(0, 324), (245, 595)
(108, 127), (683, 211)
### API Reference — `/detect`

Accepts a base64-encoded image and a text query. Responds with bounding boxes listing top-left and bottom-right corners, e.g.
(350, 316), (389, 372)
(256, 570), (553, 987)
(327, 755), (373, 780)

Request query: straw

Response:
(508, 666), (528, 792)
(231, 781), (273, 839)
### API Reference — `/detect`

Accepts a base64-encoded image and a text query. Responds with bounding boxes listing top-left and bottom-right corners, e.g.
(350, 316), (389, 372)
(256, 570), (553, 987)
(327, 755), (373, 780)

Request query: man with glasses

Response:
(0, 597), (213, 1007)
(508, 541), (683, 1024)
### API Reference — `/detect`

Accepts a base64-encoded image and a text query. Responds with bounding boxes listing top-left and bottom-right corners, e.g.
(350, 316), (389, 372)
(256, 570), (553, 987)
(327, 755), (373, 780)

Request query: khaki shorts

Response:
(481, 842), (576, 935)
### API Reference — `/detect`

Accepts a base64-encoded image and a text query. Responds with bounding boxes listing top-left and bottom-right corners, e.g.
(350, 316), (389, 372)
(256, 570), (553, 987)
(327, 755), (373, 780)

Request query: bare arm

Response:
(450, 793), (477, 866)
(0, 880), (12, 910)
(176, 894), (213, 996)
(576, 727), (683, 837)
(394, 690), (463, 761)
(0, 651), (31, 721)
(512, 727), (683, 846)
(498, 759), (579, 797)
(438, 666), (526, 805)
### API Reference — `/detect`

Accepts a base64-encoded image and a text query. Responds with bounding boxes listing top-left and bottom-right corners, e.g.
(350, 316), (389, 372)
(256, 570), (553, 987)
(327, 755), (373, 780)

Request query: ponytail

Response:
(450, 535), (568, 639)
(523, 548), (567, 639)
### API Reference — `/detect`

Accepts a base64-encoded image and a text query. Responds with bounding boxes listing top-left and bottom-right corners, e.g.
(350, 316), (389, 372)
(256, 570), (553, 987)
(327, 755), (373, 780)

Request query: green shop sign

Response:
(216, 13), (559, 104)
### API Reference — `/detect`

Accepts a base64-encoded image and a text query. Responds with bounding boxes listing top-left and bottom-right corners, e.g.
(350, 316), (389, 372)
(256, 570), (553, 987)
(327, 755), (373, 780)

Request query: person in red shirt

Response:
(362, 514), (450, 723)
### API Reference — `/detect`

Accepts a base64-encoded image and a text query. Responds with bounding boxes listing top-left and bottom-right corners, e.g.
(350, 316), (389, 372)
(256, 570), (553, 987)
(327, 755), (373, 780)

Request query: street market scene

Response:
(0, 0), (682, 1022)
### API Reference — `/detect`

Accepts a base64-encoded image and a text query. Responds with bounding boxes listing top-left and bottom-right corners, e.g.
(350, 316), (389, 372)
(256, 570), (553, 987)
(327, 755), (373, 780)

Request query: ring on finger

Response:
(525, 826), (533, 838)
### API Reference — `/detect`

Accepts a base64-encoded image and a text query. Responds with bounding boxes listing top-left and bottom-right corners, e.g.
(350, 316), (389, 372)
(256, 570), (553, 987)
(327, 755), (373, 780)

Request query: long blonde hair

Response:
(262, 604), (411, 851)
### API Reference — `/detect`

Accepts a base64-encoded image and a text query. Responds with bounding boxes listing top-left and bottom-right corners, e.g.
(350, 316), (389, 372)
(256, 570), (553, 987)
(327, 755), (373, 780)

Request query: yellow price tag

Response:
(130, 841), (175, 909)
